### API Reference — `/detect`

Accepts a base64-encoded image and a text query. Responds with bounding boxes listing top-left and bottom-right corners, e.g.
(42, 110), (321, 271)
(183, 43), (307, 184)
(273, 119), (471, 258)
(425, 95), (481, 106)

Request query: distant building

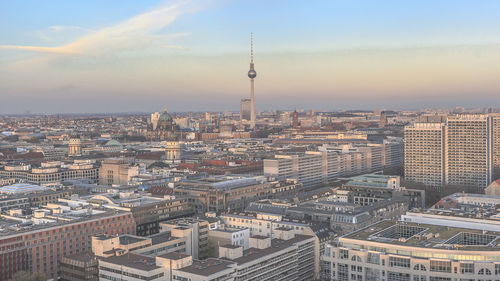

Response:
(146, 109), (180, 141)
(98, 158), (139, 186)
(292, 110), (299, 128)
(379, 111), (388, 127)
(164, 139), (181, 163)
(68, 132), (82, 156)
(240, 98), (251, 121)
(264, 143), (403, 188)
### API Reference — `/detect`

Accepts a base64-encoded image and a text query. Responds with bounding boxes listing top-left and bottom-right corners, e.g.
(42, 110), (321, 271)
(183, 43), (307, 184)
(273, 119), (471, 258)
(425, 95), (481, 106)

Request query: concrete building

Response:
(160, 218), (210, 259)
(98, 158), (139, 186)
(61, 193), (193, 236)
(0, 207), (135, 281)
(493, 115), (500, 180)
(173, 176), (302, 213)
(208, 226), (250, 256)
(240, 98), (251, 121)
(264, 142), (403, 188)
(0, 161), (98, 185)
(60, 252), (98, 281)
(98, 233), (316, 281)
(405, 114), (499, 190)
(404, 123), (446, 187)
(322, 220), (500, 281)
(446, 114), (493, 190)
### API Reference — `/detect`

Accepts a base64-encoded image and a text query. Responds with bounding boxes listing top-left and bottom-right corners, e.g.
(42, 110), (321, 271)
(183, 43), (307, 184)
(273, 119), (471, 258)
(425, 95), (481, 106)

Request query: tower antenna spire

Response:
(251, 32), (254, 64)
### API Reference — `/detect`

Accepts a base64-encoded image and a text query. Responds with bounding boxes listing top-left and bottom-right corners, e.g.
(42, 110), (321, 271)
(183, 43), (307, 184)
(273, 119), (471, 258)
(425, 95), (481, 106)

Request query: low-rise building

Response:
(322, 220), (500, 281)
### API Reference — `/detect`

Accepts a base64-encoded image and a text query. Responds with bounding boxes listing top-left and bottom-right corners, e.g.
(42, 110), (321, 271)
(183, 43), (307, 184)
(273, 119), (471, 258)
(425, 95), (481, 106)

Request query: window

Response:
(430, 260), (451, 273)
(389, 256), (410, 268)
(413, 264), (426, 271)
(460, 263), (474, 274)
(478, 268), (492, 275)
(367, 253), (380, 265)
(351, 255), (362, 262)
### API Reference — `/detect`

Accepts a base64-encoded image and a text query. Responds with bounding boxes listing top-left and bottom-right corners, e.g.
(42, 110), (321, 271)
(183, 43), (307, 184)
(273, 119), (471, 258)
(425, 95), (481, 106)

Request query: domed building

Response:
(68, 131), (81, 156)
(146, 109), (180, 141)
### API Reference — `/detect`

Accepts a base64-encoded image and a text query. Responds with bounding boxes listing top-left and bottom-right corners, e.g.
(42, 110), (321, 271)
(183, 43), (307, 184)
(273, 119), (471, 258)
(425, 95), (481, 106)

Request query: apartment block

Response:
(404, 123), (445, 187)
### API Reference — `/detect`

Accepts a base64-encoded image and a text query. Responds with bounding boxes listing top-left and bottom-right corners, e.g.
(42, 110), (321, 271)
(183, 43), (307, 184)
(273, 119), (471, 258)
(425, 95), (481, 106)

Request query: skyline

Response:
(2, 0), (500, 114)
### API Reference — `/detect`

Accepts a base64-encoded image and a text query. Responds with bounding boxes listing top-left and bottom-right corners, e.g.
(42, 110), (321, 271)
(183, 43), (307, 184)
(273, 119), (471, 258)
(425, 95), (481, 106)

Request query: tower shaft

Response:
(250, 78), (255, 129)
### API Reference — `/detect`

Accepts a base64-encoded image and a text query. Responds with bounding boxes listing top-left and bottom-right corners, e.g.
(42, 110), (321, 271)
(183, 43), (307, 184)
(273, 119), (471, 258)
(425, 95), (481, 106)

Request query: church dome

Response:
(158, 109), (173, 122)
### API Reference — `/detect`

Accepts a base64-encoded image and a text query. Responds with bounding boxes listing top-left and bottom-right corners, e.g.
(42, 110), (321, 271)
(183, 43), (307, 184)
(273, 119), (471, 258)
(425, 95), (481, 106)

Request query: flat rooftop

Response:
(232, 235), (313, 265)
(178, 258), (235, 277)
(101, 253), (160, 271)
(119, 235), (148, 245)
(343, 220), (500, 251)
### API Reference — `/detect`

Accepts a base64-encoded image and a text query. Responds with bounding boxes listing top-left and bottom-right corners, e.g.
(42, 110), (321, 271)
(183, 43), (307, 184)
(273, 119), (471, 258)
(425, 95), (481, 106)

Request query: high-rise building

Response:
(248, 33), (257, 129)
(379, 111), (388, 127)
(404, 123), (446, 187)
(493, 115), (500, 180)
(405, 114), (498, 190)
(240, 98), (251, 121)
(292, 110), (299, 128)
(445, 114), (493, 190)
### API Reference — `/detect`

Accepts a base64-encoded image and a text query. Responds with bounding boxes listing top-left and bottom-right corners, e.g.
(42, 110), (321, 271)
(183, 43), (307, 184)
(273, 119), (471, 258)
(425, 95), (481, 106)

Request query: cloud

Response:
(0, 0), (199, 56)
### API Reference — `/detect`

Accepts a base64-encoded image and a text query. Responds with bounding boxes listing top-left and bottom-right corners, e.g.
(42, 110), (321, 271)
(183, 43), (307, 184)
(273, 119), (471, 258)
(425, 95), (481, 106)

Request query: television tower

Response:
(248, 33), (257, 129)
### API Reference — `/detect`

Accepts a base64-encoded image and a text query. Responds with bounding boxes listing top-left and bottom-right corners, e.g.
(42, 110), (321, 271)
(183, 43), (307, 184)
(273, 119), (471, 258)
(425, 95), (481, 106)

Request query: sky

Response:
(1, 0), (500, 114)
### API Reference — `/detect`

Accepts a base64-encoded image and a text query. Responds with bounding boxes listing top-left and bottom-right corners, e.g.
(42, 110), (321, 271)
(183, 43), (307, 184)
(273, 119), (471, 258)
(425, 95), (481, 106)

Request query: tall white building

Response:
(404, 123), (446, 187)
(445, 115), (493, 190)
(405, 114), (500, 190)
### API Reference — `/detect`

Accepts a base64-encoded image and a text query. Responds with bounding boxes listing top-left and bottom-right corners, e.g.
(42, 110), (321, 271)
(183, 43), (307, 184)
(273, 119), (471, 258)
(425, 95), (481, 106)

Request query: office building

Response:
(240, 98), (251, 121)
(0, 207), (134, 281)
(321, 220), (500, 281)
(98, 234), (316, 281)
(264, 143), (403, 188)
(98, 158), (139, 186)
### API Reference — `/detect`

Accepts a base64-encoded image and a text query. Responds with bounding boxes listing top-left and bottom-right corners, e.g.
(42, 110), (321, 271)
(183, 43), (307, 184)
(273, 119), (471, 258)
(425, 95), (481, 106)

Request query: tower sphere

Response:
(248, 70), (257, 78)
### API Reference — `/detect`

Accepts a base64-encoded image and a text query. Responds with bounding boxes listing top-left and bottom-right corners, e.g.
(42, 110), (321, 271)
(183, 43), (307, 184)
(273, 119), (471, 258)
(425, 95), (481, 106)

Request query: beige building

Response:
(160, 218), (210, 259)
(493, 115), (500, 180)
(98, 158), (139, 186)
(405, 114), (500, 190)
(98, 233), (316, 281)
(208, 227), (250, 257)
(164, 139), (181, 163)
(322, 220), (500, 281)
(68, 133), (82, 156)
(404, 123), (446, 187)
(173, 176), (302, 213)
(446, 114), (493, 190)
